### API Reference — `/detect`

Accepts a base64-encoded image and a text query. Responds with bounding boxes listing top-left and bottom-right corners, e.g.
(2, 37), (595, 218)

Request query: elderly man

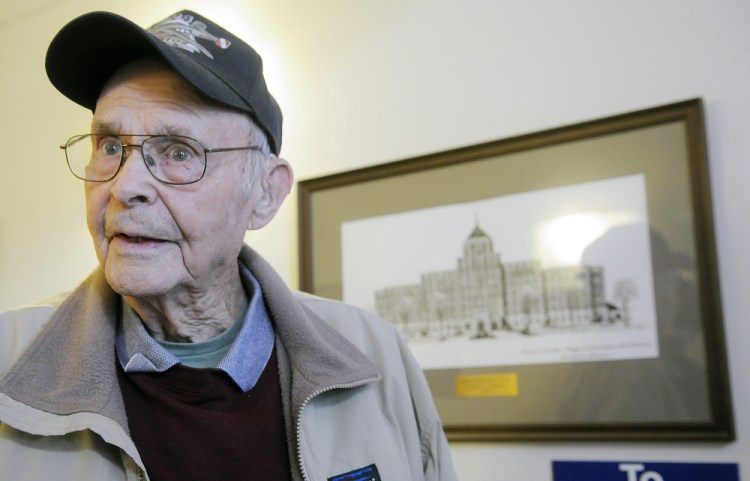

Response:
(0, 10), (457, 481)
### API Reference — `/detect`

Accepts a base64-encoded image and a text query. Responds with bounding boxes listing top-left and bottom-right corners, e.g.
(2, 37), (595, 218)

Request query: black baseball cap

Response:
(46, 10), (283, 155)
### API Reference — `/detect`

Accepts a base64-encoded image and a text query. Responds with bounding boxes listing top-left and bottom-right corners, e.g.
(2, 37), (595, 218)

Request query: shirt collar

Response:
(115, 262), (275, 392)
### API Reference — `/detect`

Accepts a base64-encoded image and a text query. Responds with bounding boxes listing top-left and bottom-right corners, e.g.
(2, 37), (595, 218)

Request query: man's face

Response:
(87, 61), (263, 300)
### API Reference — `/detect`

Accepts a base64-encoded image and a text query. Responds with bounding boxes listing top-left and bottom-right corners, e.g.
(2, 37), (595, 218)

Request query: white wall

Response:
(1, 0), (747, 478)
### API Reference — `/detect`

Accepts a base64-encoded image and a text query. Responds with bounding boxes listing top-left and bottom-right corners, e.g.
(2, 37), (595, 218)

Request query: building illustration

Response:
(375, 225), (618, 341)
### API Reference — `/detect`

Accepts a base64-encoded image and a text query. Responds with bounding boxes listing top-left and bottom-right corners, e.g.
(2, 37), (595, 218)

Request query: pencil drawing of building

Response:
(374, 224), (613, 341)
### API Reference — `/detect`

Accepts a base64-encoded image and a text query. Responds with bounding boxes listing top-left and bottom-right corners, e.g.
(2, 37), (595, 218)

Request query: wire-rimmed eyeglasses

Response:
(60, 134), (262, 185)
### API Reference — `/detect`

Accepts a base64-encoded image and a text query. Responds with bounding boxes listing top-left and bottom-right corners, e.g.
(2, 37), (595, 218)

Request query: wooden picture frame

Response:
(298, 99), (733, 441)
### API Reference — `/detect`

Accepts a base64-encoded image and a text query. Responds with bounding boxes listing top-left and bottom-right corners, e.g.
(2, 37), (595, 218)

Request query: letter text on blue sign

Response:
(552, 460), (740, 481)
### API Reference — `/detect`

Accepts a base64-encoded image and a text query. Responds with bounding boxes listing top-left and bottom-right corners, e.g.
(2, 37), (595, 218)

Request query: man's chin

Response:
(104, 264), (173, 299)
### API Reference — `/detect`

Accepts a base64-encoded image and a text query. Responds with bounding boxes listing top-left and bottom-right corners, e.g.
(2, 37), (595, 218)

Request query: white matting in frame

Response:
(341, 174), (658, 370)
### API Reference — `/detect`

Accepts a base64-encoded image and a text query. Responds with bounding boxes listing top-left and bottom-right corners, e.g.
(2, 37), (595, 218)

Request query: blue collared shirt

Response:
(114, 264), (275, 392)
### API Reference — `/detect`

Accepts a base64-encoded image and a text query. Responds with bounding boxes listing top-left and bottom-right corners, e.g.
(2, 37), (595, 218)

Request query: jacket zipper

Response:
(295, 377), (381, 481)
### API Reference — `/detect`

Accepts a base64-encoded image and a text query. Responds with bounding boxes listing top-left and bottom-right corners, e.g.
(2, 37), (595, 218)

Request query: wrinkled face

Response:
(86, 60), (264, 299)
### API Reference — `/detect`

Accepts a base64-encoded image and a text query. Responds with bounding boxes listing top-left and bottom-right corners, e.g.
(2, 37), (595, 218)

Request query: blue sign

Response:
(553, 461), (740, 481)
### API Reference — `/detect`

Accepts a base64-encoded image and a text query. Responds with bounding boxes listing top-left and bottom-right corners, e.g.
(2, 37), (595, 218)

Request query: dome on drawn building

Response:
(469, 225), (490, 239)
(463, 223), (497, 260)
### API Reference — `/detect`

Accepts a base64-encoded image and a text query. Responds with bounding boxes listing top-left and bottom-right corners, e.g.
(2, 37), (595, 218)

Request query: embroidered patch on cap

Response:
(328, 464), (381, 481)
(147, 12), (231, 59)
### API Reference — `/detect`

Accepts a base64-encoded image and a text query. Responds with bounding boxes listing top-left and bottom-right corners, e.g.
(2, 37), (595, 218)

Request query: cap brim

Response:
(47, 12), (164, 111)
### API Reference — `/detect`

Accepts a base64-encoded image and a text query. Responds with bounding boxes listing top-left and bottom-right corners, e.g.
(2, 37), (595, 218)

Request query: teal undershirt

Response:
(156, 305), (248, 369)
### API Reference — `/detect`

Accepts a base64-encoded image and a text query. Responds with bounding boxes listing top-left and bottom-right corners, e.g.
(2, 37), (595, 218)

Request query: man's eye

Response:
(100, 140), (121, 156)
(170, 146), (192, 162)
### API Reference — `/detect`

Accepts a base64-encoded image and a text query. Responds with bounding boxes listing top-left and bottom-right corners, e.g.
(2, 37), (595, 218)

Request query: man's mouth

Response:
(112, 233), (165, 244)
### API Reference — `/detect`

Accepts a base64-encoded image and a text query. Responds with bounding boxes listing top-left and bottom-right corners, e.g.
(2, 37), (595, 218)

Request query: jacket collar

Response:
(241, 246), (381, 410)
(0, 267), (126, 426)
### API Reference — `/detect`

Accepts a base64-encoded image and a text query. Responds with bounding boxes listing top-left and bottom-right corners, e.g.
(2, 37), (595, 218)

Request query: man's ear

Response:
(248, 156), (293, 230)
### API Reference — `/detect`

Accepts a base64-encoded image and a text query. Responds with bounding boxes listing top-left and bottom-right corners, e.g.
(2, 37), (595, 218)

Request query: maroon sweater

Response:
(116, 349), (292, 480)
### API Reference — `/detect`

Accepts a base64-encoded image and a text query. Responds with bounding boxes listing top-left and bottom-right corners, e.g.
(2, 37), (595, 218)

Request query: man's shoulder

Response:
(0, 293), (70, 377)
(0, 292), (69, 326)
(292, 291), (392, 327)
(291, 291), (403, 352)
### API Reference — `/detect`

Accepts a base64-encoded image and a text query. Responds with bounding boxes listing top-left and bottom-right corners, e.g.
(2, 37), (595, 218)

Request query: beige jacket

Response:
(0, 246), (457, 481)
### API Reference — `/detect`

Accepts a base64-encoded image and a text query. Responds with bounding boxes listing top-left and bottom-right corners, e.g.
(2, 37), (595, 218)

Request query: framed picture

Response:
(297, 99), (734, 441)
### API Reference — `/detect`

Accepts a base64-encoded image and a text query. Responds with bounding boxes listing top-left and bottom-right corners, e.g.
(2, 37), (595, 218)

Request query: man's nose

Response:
(109, 145), (157, 205)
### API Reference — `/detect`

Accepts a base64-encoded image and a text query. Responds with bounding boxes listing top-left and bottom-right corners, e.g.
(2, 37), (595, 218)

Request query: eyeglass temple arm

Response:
(204, 145), (262, 154)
